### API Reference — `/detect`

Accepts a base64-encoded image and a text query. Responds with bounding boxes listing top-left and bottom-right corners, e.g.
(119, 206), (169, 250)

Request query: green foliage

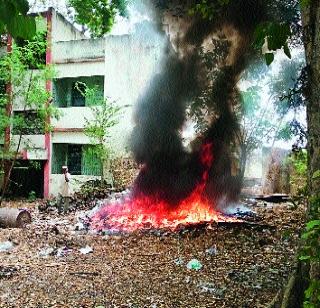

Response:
(188, 0), (230, 20)
(80, 84), (124, 181)
(68, 0), (128, 37)
(27, 190), (36, 202)
(290, 150), (308, 176)
(253, 21), (292, 65)
(300, 0), (311, 8)
(313, 170), (320, 180)
(0, 0), (36, 39)
(0, 32), (59, 198)
(300, 190), (320, 307)
(0, 39), (58, 140)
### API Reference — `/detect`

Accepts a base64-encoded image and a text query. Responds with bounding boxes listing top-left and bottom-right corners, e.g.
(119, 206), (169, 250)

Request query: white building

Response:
(2, 8), (164, 198)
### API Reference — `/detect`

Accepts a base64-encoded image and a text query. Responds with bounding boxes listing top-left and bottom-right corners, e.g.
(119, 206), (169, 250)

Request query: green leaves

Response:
(188, 0), (230, 20)
(68, 0), (128, 37)
(265, 53), (274, 66)
(306, 220), (320, 230)
(0, 0), (36, 39)
(312, 170), (320, 179)
(253, 21), (292, 65)
(300, 0), (311, 9)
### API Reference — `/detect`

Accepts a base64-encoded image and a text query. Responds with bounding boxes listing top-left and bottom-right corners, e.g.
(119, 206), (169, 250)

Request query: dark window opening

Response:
(52, 143), (101, 176)
(9, 160), (44, 198)
(53, 76), (104, 108)
(68, 144), (82, 175)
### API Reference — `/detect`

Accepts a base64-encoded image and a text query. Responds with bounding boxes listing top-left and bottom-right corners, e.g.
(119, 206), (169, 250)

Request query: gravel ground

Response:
(0, 200), (305, 308)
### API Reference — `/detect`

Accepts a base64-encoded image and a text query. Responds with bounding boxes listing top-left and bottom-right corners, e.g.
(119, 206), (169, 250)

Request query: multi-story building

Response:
(1, 8), (164, 198)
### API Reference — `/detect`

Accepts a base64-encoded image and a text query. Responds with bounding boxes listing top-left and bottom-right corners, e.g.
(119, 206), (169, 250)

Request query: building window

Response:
(51, 143), (102, 176)
(68, 144), (82, 174)
(53, 76), (104, 108)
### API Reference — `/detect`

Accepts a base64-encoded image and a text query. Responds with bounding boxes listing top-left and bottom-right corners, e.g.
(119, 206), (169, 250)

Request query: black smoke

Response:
(130, 0), (267, 206)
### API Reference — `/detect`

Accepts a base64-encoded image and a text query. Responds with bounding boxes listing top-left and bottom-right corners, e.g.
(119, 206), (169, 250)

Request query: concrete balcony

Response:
(11, 134), (47, 160)
(52, 38), (105, 64)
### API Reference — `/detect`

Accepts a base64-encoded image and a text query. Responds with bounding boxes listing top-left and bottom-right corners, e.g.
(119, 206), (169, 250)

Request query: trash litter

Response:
(206, 245), (218, 256)
(198, 282), (216, 294)
(74, 222), (85, 231)
(38, 247), (55, 257)
(56, 246), (72, 257)
(174, 257), (184, 265)
(0, 265), (17, 279)
(0, 241), (14, 252)
(79, 245), (93, 254)
(186, 259), (202, 270)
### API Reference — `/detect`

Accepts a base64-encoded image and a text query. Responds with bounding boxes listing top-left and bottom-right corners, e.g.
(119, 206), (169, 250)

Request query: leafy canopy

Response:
(0, 0), (36, 39)
(68, 0), (128, 37)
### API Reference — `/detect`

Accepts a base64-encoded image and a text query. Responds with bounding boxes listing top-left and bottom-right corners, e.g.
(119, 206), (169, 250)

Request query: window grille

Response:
(51, 143), (101, 176)
(53, 76), (104, 108)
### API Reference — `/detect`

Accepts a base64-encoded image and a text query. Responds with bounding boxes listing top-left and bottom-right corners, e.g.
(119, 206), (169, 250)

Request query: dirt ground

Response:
(0, 200), (305, 308)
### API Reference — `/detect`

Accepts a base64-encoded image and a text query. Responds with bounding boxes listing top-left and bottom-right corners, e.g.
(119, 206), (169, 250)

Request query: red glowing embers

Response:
(91, 143), (236, 232)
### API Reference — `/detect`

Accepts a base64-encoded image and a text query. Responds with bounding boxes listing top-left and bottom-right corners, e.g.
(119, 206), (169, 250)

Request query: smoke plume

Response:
(130, 0), (267, 207)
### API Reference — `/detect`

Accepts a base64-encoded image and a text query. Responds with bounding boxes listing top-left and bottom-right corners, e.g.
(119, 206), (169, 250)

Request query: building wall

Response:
(54, 62), (105, 78)
(52, 107), (96, 129)
(52, 38), (105, 63)
(104, 34), (165, 154)
(51, 10), (87, 42)
(52, 131), (91, 144)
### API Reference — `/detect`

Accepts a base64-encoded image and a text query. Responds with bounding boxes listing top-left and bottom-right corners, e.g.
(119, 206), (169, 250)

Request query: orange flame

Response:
(91, 143), (237, 232)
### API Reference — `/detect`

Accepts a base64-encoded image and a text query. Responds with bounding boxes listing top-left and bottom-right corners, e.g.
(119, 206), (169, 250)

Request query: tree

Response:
(0, 0), (36, 40)
(0, 33), (59, 205)
(81, 85), (123, 184)
(0, 0), (128, 40)
(68, 0), (128, 37)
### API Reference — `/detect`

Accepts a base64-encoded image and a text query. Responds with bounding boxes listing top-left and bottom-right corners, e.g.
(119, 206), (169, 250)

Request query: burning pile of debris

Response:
(89, 0), (268, 235)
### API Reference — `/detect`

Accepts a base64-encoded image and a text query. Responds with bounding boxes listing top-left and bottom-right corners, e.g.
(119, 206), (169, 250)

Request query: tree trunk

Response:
(279, 1), (320, 306)
(302, 1), (320, 196)
(239, 145), (247, 182)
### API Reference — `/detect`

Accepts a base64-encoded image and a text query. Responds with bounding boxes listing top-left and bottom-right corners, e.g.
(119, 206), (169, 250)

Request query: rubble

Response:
(0, 199), (306, 307)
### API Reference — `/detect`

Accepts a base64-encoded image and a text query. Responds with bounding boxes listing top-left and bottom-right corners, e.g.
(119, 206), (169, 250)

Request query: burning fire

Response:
(91, 143), (237, 232)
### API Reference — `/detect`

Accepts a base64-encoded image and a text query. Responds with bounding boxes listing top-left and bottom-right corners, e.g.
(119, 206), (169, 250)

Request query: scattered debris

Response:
(205, 245), (218, 256)
(198, 282), (216, 294)
(79, 245), (93, 255)
(255, 194), (290, 203)
(38, 247), (55, 257)
(187, 259), (203, 270)
(0, 266), (17, 279)
(174, 257), (184, 265)
(0, 241), (14, 252)
(56, 246), (73, 257)
(74, 222), (86, 231)
(0, 200), (306, 307)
